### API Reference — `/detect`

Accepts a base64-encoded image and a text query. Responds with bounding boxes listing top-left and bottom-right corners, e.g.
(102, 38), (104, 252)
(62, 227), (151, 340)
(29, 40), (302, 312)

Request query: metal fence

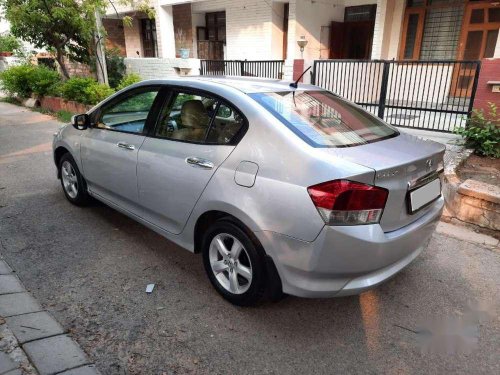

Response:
(311, 60), (481, 132)
(200, 60), (284, 79)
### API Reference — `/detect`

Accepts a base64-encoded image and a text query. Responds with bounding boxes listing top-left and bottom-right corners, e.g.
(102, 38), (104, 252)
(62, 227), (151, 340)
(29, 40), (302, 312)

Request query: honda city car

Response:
(52, 77), (444, 306)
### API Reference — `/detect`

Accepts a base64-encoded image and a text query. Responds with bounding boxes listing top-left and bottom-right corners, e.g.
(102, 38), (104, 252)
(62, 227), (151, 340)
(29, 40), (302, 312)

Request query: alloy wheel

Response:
(209, 233), (253, 294)
(61, 160), (78, 199)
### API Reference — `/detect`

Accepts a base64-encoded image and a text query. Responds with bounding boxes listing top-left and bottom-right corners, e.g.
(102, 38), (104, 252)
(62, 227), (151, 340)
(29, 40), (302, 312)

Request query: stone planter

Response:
(443, 151), (500, 231)
(40, 96), (91, 114)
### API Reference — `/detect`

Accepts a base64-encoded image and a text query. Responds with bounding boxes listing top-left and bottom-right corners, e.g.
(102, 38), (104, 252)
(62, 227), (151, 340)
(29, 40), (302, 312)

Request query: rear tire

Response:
(59, 153), (90, 206)
(202, 220), (267, 306)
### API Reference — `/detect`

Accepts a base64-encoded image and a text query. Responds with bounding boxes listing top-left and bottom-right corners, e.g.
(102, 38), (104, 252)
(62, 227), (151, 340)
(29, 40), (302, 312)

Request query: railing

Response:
(311, 59), (481, 132)
(200, 60), (284, 79)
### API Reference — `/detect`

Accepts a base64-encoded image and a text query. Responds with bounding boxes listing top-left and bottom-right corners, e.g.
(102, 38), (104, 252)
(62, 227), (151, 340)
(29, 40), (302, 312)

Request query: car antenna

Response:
(289, 66), (311, 89)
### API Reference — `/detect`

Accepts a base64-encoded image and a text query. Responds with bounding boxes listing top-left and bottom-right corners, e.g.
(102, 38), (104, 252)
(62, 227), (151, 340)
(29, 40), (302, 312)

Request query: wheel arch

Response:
(193, 209), (284, 299)
(193, 210), (255, 254)
(54, 146), (70, 178)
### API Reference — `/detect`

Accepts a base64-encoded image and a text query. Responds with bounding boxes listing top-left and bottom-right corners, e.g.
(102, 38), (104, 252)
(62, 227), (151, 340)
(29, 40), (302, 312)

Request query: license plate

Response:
(408, 178), (441, 213)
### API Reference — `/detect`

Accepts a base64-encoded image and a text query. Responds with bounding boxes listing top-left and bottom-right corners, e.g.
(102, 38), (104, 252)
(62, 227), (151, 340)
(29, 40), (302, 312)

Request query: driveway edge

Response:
(0, 256), (101, 375)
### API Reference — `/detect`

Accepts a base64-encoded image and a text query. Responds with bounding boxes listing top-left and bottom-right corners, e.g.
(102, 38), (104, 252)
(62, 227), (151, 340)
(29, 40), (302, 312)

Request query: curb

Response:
(0, 256), (101, 375)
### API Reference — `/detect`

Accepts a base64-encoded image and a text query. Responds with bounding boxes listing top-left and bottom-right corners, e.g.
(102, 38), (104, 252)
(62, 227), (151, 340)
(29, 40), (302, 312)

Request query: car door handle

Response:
(117, 142), (135, 151)
(185, 157), (214, 170)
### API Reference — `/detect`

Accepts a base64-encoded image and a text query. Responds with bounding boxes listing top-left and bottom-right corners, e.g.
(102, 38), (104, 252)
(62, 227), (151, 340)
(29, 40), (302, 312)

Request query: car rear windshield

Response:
(250, 90), (398, 147)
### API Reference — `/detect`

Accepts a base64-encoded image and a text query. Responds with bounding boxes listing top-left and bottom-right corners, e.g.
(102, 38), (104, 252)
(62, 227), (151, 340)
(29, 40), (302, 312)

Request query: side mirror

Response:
(72, 114), (89, 130)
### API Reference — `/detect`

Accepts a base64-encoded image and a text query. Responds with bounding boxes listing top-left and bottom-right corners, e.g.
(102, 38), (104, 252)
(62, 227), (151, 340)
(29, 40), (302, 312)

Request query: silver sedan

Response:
(53, 77), (445, 306)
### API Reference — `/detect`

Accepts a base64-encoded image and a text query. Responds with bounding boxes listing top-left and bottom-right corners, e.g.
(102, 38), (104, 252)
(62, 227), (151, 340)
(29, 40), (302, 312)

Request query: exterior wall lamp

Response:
(297, 36), (308, 58)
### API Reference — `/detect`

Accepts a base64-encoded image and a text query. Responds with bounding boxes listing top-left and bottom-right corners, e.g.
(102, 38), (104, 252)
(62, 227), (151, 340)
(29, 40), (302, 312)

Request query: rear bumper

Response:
(255, 197), (443, 298)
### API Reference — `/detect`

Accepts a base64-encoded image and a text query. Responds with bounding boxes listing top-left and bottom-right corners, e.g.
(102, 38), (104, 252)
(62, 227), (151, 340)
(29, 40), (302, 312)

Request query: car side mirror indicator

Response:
(72, 114), (89, 130)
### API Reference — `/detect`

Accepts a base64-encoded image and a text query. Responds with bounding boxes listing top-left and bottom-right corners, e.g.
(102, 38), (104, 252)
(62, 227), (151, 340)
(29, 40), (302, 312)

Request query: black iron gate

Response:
(311, 60), (481, 132)
(200, 60), (284, 79)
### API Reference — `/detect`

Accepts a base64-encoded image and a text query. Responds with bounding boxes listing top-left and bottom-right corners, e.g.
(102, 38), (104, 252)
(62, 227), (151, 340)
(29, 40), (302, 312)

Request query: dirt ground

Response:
(457, 154), (500, 186)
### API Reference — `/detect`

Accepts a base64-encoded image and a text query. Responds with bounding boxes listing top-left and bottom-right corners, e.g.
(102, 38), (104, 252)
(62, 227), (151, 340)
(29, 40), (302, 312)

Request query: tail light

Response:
(307, 180), (388, 226)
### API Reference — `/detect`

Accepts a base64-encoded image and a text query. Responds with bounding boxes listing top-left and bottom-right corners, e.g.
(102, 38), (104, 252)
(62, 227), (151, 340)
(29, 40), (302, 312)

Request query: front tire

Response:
(59, 153), (90, 206)
(202, 220), (267, 306)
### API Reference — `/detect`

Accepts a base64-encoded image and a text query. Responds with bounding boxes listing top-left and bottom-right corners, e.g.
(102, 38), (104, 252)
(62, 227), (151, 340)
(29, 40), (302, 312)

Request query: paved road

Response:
(0, 102), (498, 375)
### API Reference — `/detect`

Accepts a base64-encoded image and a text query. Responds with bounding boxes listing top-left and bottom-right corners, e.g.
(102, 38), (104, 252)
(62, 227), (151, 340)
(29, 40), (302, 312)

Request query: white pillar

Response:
(494, 30), (500, 58)
(371, 0), (388, 60)
(157, 5), (176, 58)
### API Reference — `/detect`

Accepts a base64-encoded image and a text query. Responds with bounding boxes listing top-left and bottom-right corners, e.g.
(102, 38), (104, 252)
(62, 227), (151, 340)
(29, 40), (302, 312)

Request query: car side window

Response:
(97, 89), (160, 134)
(206, 103), (245, 144)
(155, 92), (217, 143)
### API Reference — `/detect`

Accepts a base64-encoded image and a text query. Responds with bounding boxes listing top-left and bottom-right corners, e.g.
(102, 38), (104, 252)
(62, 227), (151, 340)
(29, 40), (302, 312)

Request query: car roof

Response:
(136, 76), (321, 94)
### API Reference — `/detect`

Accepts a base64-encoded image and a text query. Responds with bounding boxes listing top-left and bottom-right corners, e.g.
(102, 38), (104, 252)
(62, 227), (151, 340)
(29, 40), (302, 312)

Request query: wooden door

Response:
(342, 21), (374, 59)
(141, 19), (158, 58)
(330, 22), (345, 59)
(452, 2), (500, 97)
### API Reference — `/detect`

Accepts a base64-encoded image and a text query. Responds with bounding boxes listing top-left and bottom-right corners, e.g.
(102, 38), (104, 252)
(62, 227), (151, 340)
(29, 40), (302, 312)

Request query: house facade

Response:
(103, 0), (499, 127)
(104, 0), (500, 70)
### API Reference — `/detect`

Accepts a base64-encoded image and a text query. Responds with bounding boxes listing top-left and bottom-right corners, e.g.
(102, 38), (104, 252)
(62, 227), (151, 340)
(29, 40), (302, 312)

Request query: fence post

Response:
(466, 61), (481, 124)
(310, 61), (317, 85)
(377, 61), (390, 120)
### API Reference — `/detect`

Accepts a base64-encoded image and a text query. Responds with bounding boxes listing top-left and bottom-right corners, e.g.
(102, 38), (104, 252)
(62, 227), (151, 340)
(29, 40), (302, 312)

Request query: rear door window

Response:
(250, 90), (398, 147)
(154, 90), (246, 144)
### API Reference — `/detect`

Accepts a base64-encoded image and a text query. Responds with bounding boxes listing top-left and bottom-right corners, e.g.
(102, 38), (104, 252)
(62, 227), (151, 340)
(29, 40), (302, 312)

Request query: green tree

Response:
(0, 0), (105, 78)
(0, 0), (154, 79)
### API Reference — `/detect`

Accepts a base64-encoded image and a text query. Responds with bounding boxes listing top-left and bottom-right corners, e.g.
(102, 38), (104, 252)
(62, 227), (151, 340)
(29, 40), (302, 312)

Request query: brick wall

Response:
(64, 59), (93, 78)
(173, 3), (193, 58)
(124, 57), (201, 80)
(124, 16), (143, 58)
(102, 19), (126, 56)
(473, 58), (500, 113)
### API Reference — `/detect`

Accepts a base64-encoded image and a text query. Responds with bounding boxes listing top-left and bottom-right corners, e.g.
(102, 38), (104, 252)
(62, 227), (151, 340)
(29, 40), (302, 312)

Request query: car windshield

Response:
(250, 90), (398, 147)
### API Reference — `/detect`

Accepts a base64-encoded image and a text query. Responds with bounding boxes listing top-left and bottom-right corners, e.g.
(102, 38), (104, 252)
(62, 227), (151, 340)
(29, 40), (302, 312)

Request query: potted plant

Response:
(175, 29), (190, 59)
(0, 34), (22, 57)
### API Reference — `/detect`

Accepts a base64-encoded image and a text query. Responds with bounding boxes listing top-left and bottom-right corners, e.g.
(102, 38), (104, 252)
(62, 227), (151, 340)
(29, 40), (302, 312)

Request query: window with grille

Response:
(400, 0), (465, 60)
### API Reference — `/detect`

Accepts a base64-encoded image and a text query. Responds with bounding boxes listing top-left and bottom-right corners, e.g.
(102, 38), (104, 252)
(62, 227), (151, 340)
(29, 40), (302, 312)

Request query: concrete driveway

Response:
(0, 102), (498, 374)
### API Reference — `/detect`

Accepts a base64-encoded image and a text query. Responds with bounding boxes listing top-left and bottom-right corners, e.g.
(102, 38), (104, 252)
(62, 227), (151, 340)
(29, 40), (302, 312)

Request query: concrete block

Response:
(58, 365), (101, 375)
(23, 335), (90, 375)
(6, 311), (65, 344)
(0, 351), (19, 374)
(0, 275), (24, 295)
(0, 260), (13, 274)
(0, 292), (42, 317)
(458, 179), (500, 204)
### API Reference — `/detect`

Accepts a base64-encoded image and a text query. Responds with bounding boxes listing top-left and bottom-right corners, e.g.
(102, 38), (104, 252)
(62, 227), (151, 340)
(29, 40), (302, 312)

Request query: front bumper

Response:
(255, 197), (443, 298)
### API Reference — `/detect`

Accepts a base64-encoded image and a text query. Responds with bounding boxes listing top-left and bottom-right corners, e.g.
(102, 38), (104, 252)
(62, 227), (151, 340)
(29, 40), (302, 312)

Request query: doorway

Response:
(197, 11), (226, 60)
(330, 5), (377, 59)
(141, 18), (158, 57)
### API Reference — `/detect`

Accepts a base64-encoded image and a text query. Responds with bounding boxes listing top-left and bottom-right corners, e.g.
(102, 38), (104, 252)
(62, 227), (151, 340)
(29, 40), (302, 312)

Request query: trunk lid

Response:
(323, 133), (445, 232)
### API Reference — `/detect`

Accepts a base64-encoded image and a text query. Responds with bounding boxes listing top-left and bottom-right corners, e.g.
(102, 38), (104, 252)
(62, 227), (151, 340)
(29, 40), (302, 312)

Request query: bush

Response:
(83, 82), (115, 105)
(27, 65), (61, 97)
(455, 102), (500, 158)
(0, 64), (35, 97)
(60, 77), (115, 105)
(105, 48), (126, 89)
(116, 73), (142, 91)
(60, 77), (96, 103)
(0, 34), (22, 54)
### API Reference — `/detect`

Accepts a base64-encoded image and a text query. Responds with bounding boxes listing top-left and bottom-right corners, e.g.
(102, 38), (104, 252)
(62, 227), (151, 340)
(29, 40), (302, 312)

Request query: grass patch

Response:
(55, 110), (74, 123)
(31, 107), (75, 123)
(0, 96), (21, 105)
(1, 96), (75, 123)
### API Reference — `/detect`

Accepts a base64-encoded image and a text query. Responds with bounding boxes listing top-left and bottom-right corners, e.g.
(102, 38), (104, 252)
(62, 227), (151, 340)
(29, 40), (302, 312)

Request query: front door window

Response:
(97, 89), (160, 134)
